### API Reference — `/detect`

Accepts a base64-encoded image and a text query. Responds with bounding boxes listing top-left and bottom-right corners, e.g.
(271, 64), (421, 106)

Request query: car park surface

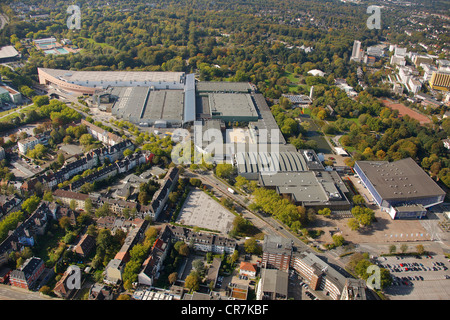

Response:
(383, 255), (450, 300)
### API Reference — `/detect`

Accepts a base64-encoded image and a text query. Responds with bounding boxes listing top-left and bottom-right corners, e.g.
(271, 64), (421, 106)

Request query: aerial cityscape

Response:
(0, 0), (448, 308)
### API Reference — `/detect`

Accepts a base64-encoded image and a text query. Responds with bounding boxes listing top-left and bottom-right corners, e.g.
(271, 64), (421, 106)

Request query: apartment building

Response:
(261, 235), (368, 300)
(9, 257), (45, 290)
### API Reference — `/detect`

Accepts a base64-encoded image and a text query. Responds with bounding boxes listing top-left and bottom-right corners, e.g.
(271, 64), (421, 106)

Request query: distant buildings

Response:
(17, 134), (48, 154)
(82, 119), (122, 146)
(350, 40), (363, 63)
(429, 71), (450, 91)
(0, 85), (22, 104)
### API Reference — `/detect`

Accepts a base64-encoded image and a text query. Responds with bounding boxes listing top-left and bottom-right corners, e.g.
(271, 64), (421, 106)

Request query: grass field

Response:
(0, 104), (38, 123)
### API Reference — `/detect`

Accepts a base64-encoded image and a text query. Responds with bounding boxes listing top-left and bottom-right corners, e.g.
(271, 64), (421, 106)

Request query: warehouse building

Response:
(258, 170), (350, 210)
(354, 158), (446, 219)
(38, 68), (258, 128)
(234, 147), (308, 180)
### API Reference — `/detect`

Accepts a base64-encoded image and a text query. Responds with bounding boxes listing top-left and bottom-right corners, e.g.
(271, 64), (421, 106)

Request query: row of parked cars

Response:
(380, 261), (448, 273)
(391, 275), (423, 286)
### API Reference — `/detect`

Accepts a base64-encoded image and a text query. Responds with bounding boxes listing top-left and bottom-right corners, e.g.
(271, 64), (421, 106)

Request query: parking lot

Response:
(288, 270), (320, 300)
(176, 190), (235, 234)
(382, 255), (450, 300)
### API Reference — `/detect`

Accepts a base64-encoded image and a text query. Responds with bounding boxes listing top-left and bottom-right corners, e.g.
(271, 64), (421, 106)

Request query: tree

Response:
(192, 259), (206, 277)
(348, 218), (360, 231)
(318, 208), (331, 217)
(59, 216), (72, 230)
(178, 243), (190, 256)
(332, 234), (345, 247)
(352, 195), (365, 205)
(33, 95), (49, 107)
(184, 271), (200, 292)
(123, 148), (133, 157)
(400, 244), (408, 254)
(84, 198), (93, 214)
(168, 272), (178, 285)
(39, 286), (52, 296)
(416, 244), (425, 255)
(389, 245), (397, 254)
(43, 191), (54, 202)
(22, 195), (41, 214)
(215, 163), (236, 179)
(79, 133), (94, 146)
(244, 238), (261, 255)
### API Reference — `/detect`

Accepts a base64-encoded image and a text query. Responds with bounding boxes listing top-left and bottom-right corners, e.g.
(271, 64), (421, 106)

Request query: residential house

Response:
(141, 166), (179, 221)
(81, 119), (122, 146)
(104, 218), (149, 284)
(73, 234), (96, 258)
(53, 189), (90, 211)
(0, 201), (52, 267)
(138, 228), (171, 286)
(164, 224), (236, 255)
(89, 283), (114, 300)
(17, 134), (48, 154)
(9, 257), (45, 290)
(53, 269), (77, 299)
(239, 261), (257, 279)
(0, 194), (22, 219)
(206, 257), (222, 288)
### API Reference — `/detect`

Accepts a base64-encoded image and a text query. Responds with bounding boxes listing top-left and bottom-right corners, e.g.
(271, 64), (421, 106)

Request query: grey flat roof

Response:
(259, 170), (349, 205)
(263, 235), (293, 255)
(183, 73), (196, 123)
(143, 90), (184, 121)
(356, 158), (446, 201)
(196, 81), (252, 93)
(113, 86), (149, 119)
(40, 68), (184, 83)
(111, 87), (184, 123)
(208, 93), (258, 118)
(0, 46), (19, 59)
(250, 93), (286, 144)
(236, 151), (308, 174)
(260, 268), (288, 296)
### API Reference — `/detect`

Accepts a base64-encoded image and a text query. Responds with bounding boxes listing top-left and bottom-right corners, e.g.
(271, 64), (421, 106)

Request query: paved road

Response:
(0, 284), (60, 300)
(0, 14), (8, 30)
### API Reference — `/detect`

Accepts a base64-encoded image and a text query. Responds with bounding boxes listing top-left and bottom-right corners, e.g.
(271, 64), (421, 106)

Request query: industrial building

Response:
(354, 158), (446, 219)
(258, 170), (350, 210)
(38, 68), (259, 128)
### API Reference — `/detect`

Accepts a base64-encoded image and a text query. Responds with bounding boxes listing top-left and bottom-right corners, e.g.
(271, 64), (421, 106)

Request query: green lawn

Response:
(0, 104), (38, 123)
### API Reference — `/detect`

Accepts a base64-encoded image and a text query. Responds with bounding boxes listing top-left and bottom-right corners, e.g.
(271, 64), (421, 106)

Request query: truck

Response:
(227, 187), (235, 194)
